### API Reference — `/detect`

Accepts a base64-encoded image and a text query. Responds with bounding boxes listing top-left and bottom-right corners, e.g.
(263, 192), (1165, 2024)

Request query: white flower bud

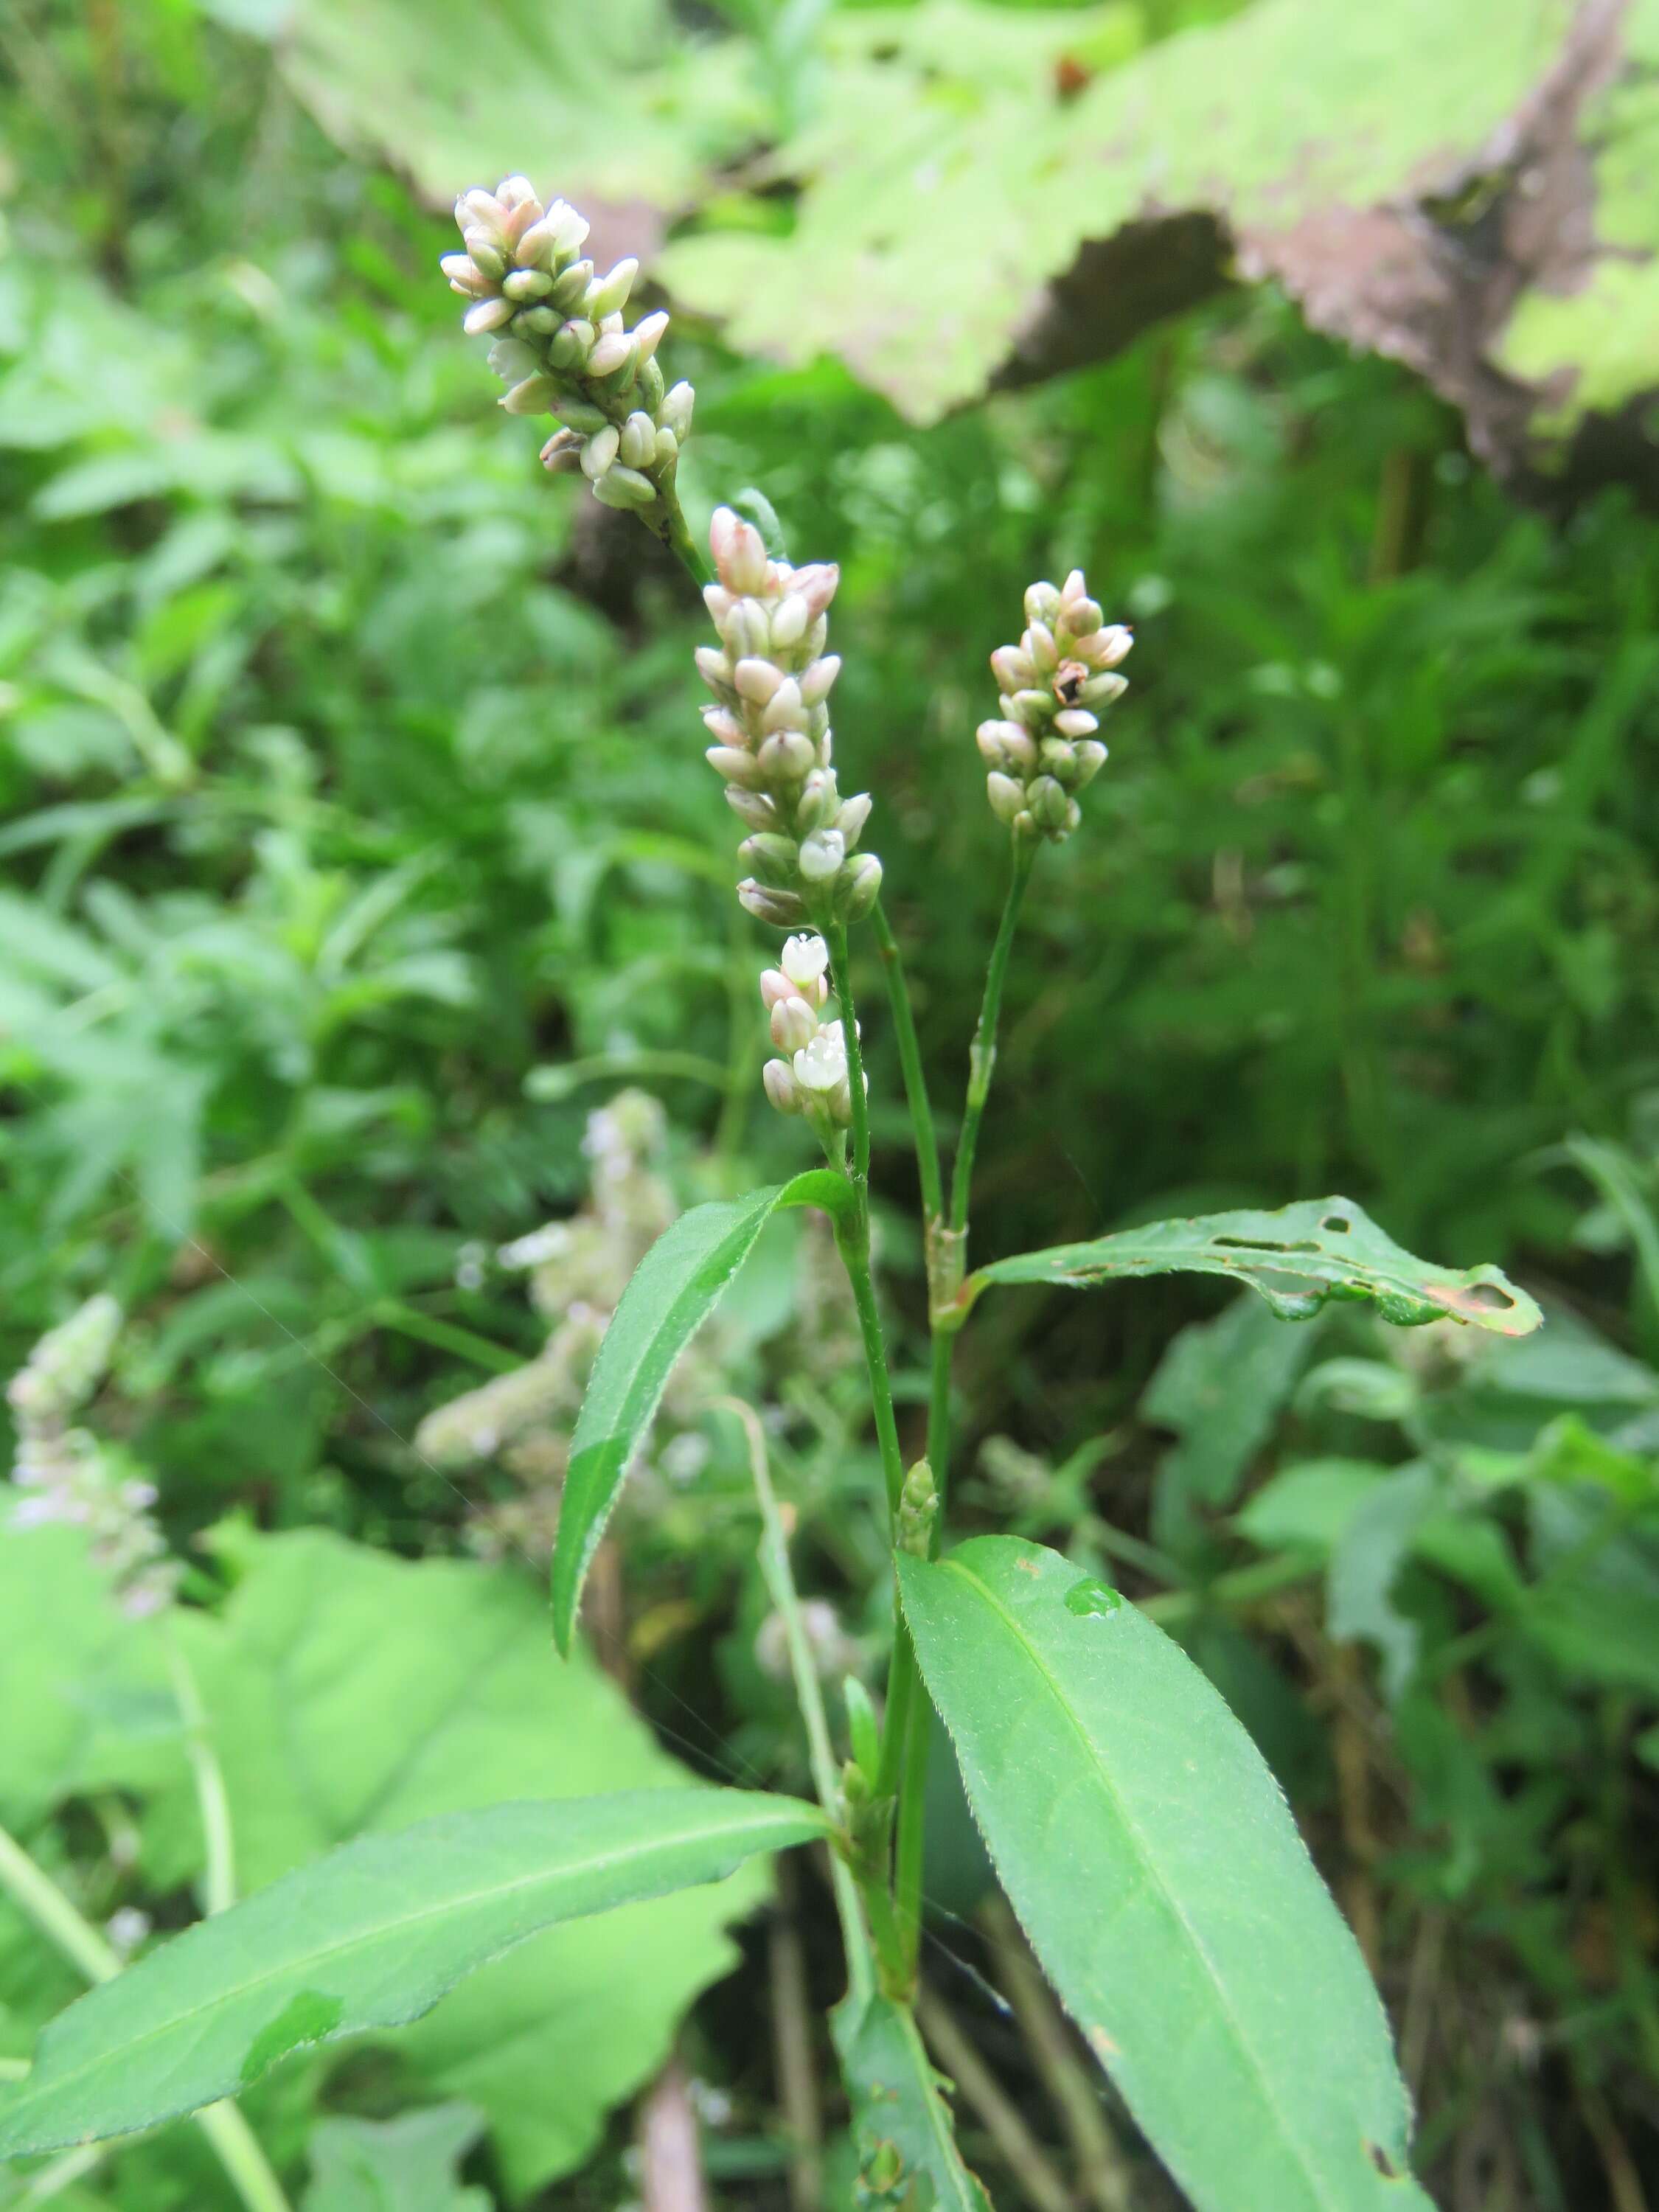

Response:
(990, 644), (1035, 691)
(696, 647), (735, 694)
(798, 827), (846, 883)
(456, 189), (507, 237)
(703, 585), (733, 626)
(760, 968), (793, 1009)
(701, 703), (745, 745)
(588, 330), (637, 380)
(462, 229), (507, 279)
(723, 601), (772, 659)
(711, 508), (768, 595)
(1025, 581), (1061, 626)
(1076, 624), (1134, 669)
(761, 678), (805, 733)
(501, 375), (557, 415)
(582, 424), (620, 479)
(487, 336), (540, 383)
(463, 296), (515, 335)
(1025, 619), (1059, 675)
(586, 259), (639, 319)
(544, 201), (590, 257)
(788, 563), (839, 616)
(835, 792), (872, 846)
(441, 252), (489, 293)
(726, 787), (779, 830)
(514, 217), (560, 271)
(661, 381), (695, 439)
(593, 465), (658, 509)
(706, 745), (764, 786)
(633, 310), (669, 361)
(1073, 740), (1108, 787)
(976, 719), (1024, 767)
(763, 1059), (803, 1114)
(758, 730), (815, 781)
(619, 410), (657, 468)
(653, 426), (679, 466)
(987, 771), (1026, 824)
(496, 174), (538, 210)
(1054, 707), (1099, 737)
(769, 594), (810, 650)
(794, 769), (838, 833)
(771, 995), (819, 1053)
(734, 657), (785, 705)
(838, 852), (883, 920)
(799, 656), (840, 707)
(1080, 672), (1130, 707)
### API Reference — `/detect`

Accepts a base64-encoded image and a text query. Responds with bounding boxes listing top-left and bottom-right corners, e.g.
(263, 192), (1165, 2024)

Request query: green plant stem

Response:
(870, 898), (942, 1223)
(0, 1823), (293, 2212)
(167, 1629), (236, 1918)
(914, 1985), (1075, 2212)
(653, 481), (713, 588)
(948, 838), (1037, 1239)
(719, 1400), (874, 2008)
(827, 924), (873, 1195)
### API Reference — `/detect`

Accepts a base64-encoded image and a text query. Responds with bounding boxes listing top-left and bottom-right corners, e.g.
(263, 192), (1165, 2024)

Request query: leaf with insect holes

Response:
(899, 1537), (1434, 2212)
(962, 1196), (1540, 1335)
(552, 1172), (852, 1654)
(0, 1790), (827, 2158)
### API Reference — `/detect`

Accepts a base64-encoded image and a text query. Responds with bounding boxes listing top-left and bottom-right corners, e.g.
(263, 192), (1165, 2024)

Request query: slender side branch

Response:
(948, 838), (1037, 1239)
(719, 1400), (874, 2008)
(167, 1627), (235, 1918)
(870, 898), (942, 1224)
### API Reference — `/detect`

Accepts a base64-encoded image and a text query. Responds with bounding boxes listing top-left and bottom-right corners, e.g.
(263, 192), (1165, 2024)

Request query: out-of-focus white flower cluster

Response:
(977, 571), (1132, 841)
(758, 933), (863, 1135)
(698, 507), (880, 931)
(7, 1295), (176, 1617)
(416, 1092), (712, 1557)
(442, 178), (693, 517)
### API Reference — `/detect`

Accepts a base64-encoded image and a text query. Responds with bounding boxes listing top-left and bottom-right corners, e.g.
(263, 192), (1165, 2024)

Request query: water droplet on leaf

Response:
(1065, 1576), (1122, 1618)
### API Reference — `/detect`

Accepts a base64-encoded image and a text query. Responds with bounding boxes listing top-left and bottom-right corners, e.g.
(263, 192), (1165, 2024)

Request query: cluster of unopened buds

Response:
(699, 509), (881, 929)
(442, 177), (694, 515)
(978, 571), (1132, 841)
(759, 934), (863, 1133)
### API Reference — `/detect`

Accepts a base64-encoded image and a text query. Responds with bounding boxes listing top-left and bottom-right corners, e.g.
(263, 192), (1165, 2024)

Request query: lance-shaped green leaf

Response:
(552, 1171), (852, 1654)
(899, 1538), (1433, 2212)
(0, 1790), (827, 2158)
(831, 1990), (992, 2212)
(963, 1195), (1540, 1336)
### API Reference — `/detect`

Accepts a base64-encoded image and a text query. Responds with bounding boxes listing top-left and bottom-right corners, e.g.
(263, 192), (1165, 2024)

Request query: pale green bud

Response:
(633, 309), (669, 361)
(463, 296), (515, 336)
(588, 330), (636, 380)
(515, 305), (560, 336)
(582, 423), (619, 479)
(739, 879), (807, 927)
(758, 730), (815, 781)
(552, 393), (608, 433)
(549, 319), (594, 369)
(987, 771), (1026, 824)
(835, 792), (872, 846)
(592, 463), (657, 509)
(544, 201), (591, 257)
(1073, 740), (1108, 787)
(706, 744), (762, 786)
(661, 380), (695, 439)
(1080, 669), (1129, 705)
(897, 1458), (939, 1557)
(653, 425), (679, 467)
(638, 358), (666, 414)
(587, 258), (639, 319)
(488, 336), (540, 383)
(795, 768), (837, 833)
(726, 787), (779, 830)
(503, 268), (553, 301)
(501, 374), (557, 415)
(741, 831), (800, 877)
(1029, 776), (1070, 832)
(838, 852), (883, 920)
(552, 260), (595, 310)
(462, 229), (507, 279)
(619, 410), (657, 469)
(1025, 580), (1061, 626)
(513, 216), (560, 271)
(1024, 619), (1059, 675)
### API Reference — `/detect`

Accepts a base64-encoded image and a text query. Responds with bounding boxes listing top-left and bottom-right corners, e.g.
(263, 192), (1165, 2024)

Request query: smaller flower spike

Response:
(699, 509), (880, 929)
(759, 934), (865, 1137)
(978, 571), (1131, 843)
(442, 180), (694, 528)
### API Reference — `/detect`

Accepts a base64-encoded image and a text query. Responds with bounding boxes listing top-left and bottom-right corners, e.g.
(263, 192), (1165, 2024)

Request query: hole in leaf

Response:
(1212, 1237), (1321, 1256)
(1463, 1282), (1515, 1312)
(1366, 2141), (1401, 2180)
(1321, 1213), (1351, 1234)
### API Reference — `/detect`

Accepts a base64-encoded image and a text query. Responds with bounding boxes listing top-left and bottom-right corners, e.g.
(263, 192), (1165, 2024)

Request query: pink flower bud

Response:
(799, 656), (841, 707)
(711, 508), (769, 595)
(763, 1059), (803, 1115)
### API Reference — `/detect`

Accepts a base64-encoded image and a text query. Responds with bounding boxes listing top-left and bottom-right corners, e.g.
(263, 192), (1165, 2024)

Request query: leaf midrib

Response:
(933, 1558), (1338, 2212)
(9, 1798), (817, 2138)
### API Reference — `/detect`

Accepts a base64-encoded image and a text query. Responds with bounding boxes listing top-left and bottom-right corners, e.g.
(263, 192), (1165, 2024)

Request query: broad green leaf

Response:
(552, 1171), (851, 1653)
(964, 1195), (1540, 1336)
(302, 2101), (490, 2212)
(830, 1991), (992, 2212)
(0, 1789), (826, 2157)
(136, 1531), (789, 2195)
(1235, 1461), (1391, 1559)
(899, 1537), (1430, 2212)
(1327, 1466), (1437, 1703)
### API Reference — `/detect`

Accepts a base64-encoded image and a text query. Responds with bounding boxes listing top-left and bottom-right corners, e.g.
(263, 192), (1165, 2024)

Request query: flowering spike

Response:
(978, 571), (1131, 842)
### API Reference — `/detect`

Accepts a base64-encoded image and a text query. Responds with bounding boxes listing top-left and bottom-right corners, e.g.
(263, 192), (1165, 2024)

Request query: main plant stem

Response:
(0, 1824), (291, 2212)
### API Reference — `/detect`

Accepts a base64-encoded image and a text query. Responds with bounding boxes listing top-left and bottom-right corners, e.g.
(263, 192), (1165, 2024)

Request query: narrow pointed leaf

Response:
(831, 1991), (992, 2212)
(899, 1538), (1432, 2212)
(965, 1195), (1540, 1335)
(0, 1790), (827, 2157)
(552, 1170), (852, 1652)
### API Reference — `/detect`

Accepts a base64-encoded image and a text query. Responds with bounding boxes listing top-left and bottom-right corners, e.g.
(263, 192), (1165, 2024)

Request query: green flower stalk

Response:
(442, 177), (695, 538)
(977, 571), (1132, 841)
(700, 507), (882, 930)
